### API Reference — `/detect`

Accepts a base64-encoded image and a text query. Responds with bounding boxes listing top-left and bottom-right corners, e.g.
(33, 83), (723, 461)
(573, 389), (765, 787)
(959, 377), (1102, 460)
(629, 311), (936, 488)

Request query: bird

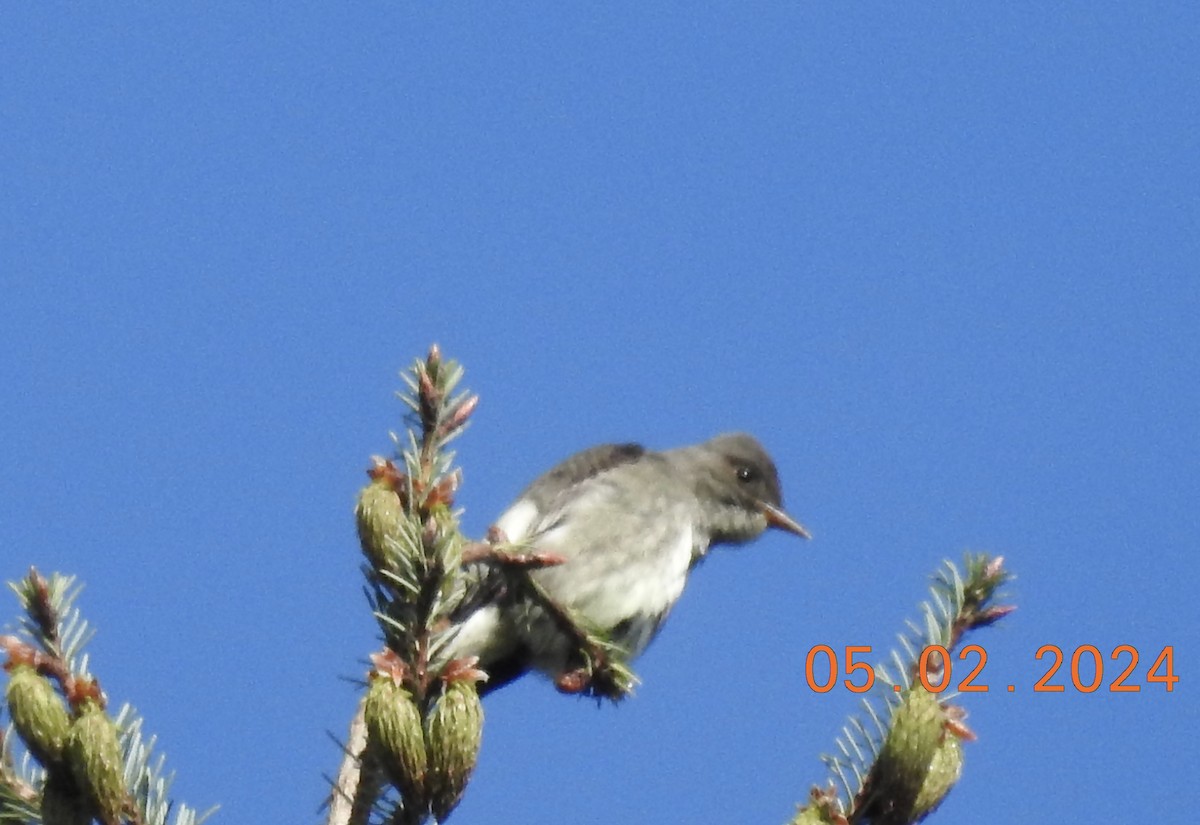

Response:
(438, 432), (809, 695)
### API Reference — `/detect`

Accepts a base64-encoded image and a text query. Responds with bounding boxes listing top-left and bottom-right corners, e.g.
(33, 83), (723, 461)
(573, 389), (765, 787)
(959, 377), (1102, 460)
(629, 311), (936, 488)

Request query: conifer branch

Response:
(0, 569), (212, 825)
(0, 347), (1010, 825)
(335, 346), (483, 825)
(334, 345), (640, 825)
(790, 553), (1015, 825)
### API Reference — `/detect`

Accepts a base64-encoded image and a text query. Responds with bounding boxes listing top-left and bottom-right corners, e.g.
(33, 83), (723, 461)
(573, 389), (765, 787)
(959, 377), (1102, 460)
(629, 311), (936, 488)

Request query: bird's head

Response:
(691, 433), (811, 544)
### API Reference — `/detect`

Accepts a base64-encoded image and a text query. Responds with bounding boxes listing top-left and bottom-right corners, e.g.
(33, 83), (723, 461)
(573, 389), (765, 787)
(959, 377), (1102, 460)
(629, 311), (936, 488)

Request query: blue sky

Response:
(2, 4), (1196, 823)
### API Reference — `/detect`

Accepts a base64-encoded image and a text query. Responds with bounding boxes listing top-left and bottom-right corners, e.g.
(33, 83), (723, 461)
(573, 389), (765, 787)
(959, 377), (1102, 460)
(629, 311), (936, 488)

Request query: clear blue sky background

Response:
(2, 5), (1196, 824)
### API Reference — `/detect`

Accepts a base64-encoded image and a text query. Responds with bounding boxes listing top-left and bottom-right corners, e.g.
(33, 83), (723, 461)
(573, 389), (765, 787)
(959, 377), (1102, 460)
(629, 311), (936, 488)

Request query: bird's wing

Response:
(527, 442), (645, 495)
(495, 442), (645, 542)
(442, 448), (643, 656)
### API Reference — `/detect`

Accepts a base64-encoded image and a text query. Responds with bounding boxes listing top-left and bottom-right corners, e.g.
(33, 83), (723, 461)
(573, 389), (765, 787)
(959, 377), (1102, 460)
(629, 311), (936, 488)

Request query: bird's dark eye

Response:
(736, 465), (758, 483)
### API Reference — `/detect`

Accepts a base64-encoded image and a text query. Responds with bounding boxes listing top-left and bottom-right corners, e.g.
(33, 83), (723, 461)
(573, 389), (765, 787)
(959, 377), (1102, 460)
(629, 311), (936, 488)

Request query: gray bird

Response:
(439, 432), (809, 694)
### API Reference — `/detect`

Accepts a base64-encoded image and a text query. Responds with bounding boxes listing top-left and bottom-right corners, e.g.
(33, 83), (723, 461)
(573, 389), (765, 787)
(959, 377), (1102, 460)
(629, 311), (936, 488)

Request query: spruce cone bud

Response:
(789, 787), (843, 825)
(363, 653), (427, 809)
(40, 766), (91, 825)
(791, 803), (838, 825)
(912, 730), (964, 820)
(867, 687), (961, 824)
(424, 660), (486, 822)
(65, 700), (128, 825)
(356, 459), (407, 573)
(5, 663), (71, 766)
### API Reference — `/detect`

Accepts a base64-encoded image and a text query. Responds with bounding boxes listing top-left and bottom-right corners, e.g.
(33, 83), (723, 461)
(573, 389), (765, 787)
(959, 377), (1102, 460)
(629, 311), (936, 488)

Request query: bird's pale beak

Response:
(762, 502), (811, 539)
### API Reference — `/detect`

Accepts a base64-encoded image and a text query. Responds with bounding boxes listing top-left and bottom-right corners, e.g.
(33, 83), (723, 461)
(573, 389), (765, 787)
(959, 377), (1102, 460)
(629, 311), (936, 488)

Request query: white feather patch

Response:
(494, 498), (540, 542)
(583, 524), (692, 632)
(442, 604), (504, 661)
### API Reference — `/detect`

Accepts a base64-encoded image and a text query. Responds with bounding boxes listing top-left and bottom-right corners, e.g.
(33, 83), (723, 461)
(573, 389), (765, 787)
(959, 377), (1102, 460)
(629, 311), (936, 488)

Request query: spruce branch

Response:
(337, 346), (484, 825)
(0, 723), (39, 824)
(335, 346), (641, 825)
(791, 553), (1015, 825)
(0, 569), (213, 825)
(7, 570), (93, 681)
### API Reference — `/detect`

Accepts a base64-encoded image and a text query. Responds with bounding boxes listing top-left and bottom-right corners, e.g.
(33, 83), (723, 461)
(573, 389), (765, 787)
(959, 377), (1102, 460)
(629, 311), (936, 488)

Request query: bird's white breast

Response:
(487, 471), (707, 669)
(614, 522), (693, 621)
(536, 515), (694, 655)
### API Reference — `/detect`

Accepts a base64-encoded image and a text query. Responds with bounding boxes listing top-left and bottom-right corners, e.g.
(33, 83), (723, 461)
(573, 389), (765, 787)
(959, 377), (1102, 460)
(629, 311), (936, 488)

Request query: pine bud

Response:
(40, 767), (92, 825)
(363, 656), (427, 810)
(356, 459), (407, 573)
(866, 687), (961, 824)
(65, 700), (128, 825)
(5, 663), (71, 767)
(424, 662), (486, 822)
